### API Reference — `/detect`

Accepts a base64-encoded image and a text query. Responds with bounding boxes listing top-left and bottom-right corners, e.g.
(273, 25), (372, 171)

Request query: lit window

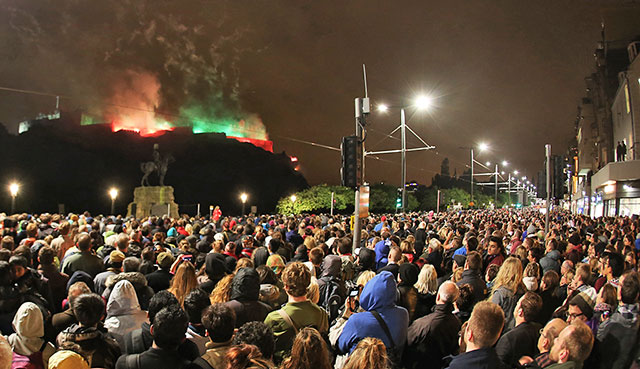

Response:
(625, 83), (631, 114)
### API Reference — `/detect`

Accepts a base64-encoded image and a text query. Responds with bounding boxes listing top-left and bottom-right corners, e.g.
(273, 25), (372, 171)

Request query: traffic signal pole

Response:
(352, 97), (368, 253)
(545, 144), (551, 237)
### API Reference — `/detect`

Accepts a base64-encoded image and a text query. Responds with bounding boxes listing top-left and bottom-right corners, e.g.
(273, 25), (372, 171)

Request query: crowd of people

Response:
(0, 208), (638, 369)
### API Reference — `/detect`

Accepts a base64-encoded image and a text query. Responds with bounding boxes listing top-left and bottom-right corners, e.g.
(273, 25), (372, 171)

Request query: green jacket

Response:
(264, 300), (328, 363)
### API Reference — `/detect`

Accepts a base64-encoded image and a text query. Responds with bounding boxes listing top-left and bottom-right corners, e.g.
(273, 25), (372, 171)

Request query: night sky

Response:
(1, 1), (640, 187)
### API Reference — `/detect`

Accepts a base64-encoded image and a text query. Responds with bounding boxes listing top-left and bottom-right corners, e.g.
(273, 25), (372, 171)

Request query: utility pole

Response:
(494, 163), (498, 206)
(508, 173), (512, 206)
(470, 149), (474, 206)
(437, 189), (441, 213)
(352, 65), (369, 253)
(401, 108), (407, 213)
(545, 144), (551, 236)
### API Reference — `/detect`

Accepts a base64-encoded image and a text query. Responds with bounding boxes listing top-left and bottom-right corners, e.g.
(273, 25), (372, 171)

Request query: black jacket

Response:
(405, 303), (461, 369)
(123, 322), (200, 361)
(223, 267), (272, 328)
(116, 347), (191, 369)
(495, 321), (542, 367)
(457, 269), (487, 303)
(145, 269), (173, 293)
(446, 347), (506, 369)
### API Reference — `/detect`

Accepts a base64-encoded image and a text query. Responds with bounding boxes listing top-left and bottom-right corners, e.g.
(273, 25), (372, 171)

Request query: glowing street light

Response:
(502, 160), (508, 167)
(414, 95), (433, 110)
(9, 182), (19, 214)
(109, 188), (118, 215)
(377, 104), (389, 113)
(290, 194), (297, 203)
(514, 170), (519, 175)
(478, 143), (489, 152)
(485, 161), (491, 166)
(240, 193), (248, 215)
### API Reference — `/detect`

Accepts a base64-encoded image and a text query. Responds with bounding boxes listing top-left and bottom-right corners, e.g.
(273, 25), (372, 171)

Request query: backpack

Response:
(319, 278), (343, 324)
(11, 343), (46, 369)
(126, 329), (147, 354)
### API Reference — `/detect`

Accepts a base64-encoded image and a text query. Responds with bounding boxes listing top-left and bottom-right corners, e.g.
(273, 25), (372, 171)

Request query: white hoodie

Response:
(104, 280), (148, 347)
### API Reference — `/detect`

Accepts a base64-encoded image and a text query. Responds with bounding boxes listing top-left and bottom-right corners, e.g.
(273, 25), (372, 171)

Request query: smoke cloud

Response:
(0, 0), (267, 139)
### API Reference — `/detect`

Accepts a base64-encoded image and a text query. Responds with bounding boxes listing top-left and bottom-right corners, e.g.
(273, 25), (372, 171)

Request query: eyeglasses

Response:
(566, 311), (584, 320)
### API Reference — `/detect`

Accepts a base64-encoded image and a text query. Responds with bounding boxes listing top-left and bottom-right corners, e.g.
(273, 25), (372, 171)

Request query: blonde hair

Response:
(209, 273), (235, 304)
(415, 264), (438, 294)
(342, 337), (388, 369)
(303, 237), (316, 250)
(307, 276), (320, 304)
(167, 261), (198, 307)
(356, 271), (376, 288)
(491, 257), (523, 297)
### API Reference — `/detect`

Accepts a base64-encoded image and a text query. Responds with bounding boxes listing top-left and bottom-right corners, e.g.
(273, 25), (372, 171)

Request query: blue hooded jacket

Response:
(337, 271), (409, 354)
(374, 239), (391, 270)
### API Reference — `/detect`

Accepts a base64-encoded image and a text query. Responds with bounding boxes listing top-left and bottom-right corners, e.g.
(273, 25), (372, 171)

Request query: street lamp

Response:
(467, 143), (488, 207)
(109, 188), (118, 215)
(9, 182), (19, 214)
(290, 194), (297, 203)
(376, 94), (434, 213)
(240, 193), (248, 216)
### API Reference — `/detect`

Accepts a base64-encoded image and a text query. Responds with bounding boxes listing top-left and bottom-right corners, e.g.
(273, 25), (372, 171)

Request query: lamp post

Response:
(469, 143), (488, 207)
(377, 95), (433, 213)
(240, 193), (248, 216)
(290, 194), (297, 214)
(109, 188), (118, 215)
(9, 183), (19, 214)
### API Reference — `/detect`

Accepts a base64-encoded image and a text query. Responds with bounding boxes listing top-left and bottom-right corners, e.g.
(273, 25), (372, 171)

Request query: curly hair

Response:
(280, 328), (331, 369)
(281, 262), (311, 297)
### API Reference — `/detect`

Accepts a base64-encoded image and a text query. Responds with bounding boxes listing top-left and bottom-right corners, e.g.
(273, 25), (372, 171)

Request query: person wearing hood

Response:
(355, 248), (376, 278)
(291, 245), (309, 263)
(317, 255), (347, 311)
(102, 271), (155, 311)
(540, 239), (562, 274)
(104, 280), (148, 348)
(596, 271), (640, 369)
(336, 271), (409, 367)
(7, 302), (56, 368)
(199, 253), (227, 294)
(224, 267), (272, 328)
(397, 263), (420, 323)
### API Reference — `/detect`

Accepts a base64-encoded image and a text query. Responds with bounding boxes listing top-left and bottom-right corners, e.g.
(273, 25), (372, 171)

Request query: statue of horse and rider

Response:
(141, 144), (175, 186)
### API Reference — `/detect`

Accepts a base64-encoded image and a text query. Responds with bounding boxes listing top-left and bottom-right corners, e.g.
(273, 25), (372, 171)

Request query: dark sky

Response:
(1, 1), (639, 187)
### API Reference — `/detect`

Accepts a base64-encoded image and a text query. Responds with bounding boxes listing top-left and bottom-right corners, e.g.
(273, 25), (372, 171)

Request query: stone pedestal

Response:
(127, 186), (179, 219)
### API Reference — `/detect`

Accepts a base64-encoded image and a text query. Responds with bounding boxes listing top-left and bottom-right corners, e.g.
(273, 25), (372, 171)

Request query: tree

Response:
(276, 185), (354, 214)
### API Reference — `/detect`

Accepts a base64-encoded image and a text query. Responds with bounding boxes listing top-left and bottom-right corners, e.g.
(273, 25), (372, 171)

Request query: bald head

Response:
(437, 281), (460, 305)
(538, 318), (568, 353)
(76, 233), (92, 251)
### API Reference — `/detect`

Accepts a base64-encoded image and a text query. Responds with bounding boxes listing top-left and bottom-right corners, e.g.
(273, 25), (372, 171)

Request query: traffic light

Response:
(537, 169), (547, 199)
(552, 155), (566, 199)
(396, 188), (402, 208)
(341, 136), (361, 188)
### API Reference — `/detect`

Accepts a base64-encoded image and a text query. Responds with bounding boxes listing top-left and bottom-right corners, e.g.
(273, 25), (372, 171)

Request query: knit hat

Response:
(48, 350), (89, 369)
(570, 291), (595, 319)
(109, 250), (125, 264)
(156, 252), (175, 269)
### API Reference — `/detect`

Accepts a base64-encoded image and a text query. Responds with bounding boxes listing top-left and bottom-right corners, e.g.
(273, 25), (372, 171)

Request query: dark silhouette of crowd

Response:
(0, 208), (639, 369)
